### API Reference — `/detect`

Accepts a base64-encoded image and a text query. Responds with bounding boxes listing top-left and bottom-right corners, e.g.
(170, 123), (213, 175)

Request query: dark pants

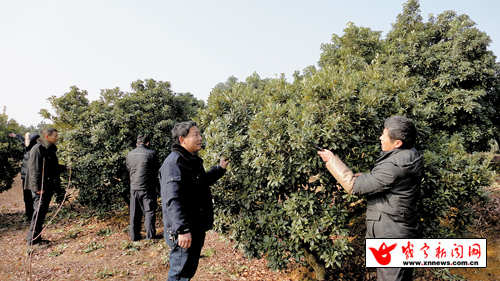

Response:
(27, 191), (53, 243)
(367, 213), (416, 281)
(130, 190), (157, 241)
(166, 231), (206, 281)
(22, 179), (34, 221)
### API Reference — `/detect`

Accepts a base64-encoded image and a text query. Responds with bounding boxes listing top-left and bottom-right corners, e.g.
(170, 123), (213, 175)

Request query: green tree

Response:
(198, 1), (499, 279)
(42, 79), (204, 211)
(319, 0), (500, 152)
(0, 107), (24, 193)
(319, 22), (383, 70)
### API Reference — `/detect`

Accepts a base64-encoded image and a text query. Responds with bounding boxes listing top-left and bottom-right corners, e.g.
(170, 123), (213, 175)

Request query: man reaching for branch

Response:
(318, 116), (423, 281)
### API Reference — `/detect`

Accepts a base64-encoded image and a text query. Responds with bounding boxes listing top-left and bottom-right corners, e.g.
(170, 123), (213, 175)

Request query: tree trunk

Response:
(303, 246), (326, 281)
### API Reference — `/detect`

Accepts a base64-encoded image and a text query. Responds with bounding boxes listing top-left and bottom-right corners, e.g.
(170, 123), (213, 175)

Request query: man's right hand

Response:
(178, 232), (192, 249)
(8, 133), (16, 138)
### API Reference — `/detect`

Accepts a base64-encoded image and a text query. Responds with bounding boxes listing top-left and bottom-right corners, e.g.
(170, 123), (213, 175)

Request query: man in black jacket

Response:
(26, 128), (65, 246)
(126, 134), (160, 241)
(9, 132), (40, 223)
(318, 116), (423, 281)
(159, 121), (229, 281)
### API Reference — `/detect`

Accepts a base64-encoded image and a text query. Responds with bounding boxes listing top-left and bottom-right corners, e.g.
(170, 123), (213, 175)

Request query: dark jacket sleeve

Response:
(352, 162), (401, 196)
(162, 161), (191, 234)
(153, 153), (161, 192)
(204, 165), (226, 187)
(14, 134), (25, 145)
(28, 146), (43, 192)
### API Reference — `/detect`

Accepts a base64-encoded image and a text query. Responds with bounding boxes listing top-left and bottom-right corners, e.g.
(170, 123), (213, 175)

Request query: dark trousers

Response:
(27, 191), (53, 243)
(130, 190), (157, 241)
(22, 179), (34, 221)
(166, 231), (206, 281)
(367, 213), (416, 281)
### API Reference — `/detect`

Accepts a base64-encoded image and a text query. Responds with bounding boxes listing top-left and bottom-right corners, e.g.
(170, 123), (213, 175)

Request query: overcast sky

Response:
(1, 0), (499, 127)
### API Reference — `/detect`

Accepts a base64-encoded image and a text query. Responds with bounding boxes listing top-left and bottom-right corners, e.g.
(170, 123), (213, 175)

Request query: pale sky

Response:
(1, 0), (499, 127)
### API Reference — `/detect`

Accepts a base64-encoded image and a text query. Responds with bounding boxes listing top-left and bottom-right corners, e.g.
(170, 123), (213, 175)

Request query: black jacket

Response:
(126, 144), (159, 192)
(20, 133), (40, 182)
(353, 148), (424, 225)
(25, 138), (65, 193)
(159, 143), (226, 234)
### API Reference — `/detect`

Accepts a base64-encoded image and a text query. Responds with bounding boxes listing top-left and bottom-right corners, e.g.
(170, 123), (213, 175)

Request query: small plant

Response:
(202, 247), (216, 258)
(94, 267), (130, 279)
(235, 264), (249, 273)
(96, 228), (114, 237)
(209, 266), (228, 274)
(57, 208), (79, 219)
(120, 241), (141, 255)
(64, 227), (84, 239)
(160, 253), (169, 265)
(48, 244), (68, 257)
(78, 218), (91, 227)
(432, 268), (466, 281)
(122, 225), (130, 233)
(84, 242), (105, 253)
(142, 273), (156, 280)
(94, 267), (116, 279)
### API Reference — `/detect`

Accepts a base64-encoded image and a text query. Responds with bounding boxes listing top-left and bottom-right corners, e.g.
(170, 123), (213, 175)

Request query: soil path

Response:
(0, 174), (26, 214)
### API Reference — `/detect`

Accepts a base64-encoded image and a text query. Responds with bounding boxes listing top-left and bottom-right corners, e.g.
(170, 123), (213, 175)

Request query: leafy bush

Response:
(41, 79), (204, 211)
(0, 108), (23, 193)
(198, 0), (499, 278)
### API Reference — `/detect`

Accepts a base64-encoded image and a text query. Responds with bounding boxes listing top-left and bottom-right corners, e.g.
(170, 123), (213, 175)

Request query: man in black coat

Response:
(9, 132), (40, 223)
(159, 121), (229, 281)
(126, 134), (160, 241)
(318, 116), (424, 281)
(26, 128), (65, 245)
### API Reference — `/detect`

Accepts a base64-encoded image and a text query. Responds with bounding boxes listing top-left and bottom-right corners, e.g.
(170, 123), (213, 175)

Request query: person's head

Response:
(380, 116), (417, 151)
(172, 121), (202, 154)
(27, 133), (40, 150)
(42, 127), (59, 144)
(136, 134), (150, 146)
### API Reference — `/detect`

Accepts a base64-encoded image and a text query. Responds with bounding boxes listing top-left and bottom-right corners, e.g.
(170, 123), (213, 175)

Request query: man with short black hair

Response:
(160, 121), (229, 280)
(126, 134), (160, 241)
(318, 116), (423, 281)
(26, 127), (65, 246)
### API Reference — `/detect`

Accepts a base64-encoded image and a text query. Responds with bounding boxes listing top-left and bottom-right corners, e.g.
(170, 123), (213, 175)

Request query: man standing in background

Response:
(9, 132), (40, 224)
(126, 134), (160, 241)
(26, 128), (65, 246)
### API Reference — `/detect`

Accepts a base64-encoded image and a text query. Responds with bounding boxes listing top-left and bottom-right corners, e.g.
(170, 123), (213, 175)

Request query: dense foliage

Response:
(0, 108), (24, 193)
(198, 0), (499, 278)
(41, 79), (204, 211)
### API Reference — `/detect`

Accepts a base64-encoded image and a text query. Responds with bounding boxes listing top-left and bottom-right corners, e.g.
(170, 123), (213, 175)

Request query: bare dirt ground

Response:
(0, 175), (300, 281)
(1, 174), (499, 281)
